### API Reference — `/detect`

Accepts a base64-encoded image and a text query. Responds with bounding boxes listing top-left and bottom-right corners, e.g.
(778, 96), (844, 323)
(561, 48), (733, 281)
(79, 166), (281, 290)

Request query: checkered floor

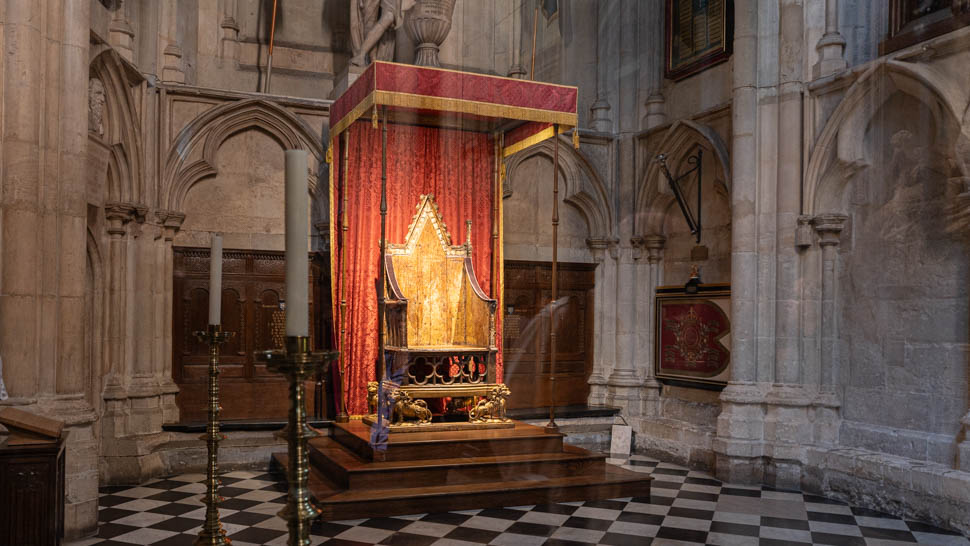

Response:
(69, 454), (969, 546)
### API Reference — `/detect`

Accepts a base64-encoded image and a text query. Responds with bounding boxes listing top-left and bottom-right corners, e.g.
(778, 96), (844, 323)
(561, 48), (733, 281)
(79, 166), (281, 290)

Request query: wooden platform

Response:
(272, 420), (651, 521)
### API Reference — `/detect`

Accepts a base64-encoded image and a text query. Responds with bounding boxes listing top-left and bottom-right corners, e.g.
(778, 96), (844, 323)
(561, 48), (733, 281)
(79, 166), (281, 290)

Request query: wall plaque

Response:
(655, 283), (731, 386)
(665, 0), (733, 81)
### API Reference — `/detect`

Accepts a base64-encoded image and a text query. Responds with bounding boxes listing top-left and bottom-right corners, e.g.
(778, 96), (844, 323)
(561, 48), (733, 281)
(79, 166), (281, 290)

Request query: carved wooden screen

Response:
(503, 260), (595, 409)
(172, 247), (331, 422)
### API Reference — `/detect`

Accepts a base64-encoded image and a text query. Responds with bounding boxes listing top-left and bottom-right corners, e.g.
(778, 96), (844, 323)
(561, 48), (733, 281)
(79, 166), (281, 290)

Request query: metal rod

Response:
(491, 135), (500, 296)
(545, 124), (559, 434)
(337, 131), (350, 422)
(378, 106), (388, 383)
(530, 2), (539, 80)
(696, 149), (703, 243)
(264, 0), (278, 93)
(193, 324), (234, 546)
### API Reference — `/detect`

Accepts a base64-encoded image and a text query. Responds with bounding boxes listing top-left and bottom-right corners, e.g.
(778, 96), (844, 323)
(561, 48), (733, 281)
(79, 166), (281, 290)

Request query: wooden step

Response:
(332, 420), (564, 462)
(273, 452), (652, 521)
(309, 436), (606, 489)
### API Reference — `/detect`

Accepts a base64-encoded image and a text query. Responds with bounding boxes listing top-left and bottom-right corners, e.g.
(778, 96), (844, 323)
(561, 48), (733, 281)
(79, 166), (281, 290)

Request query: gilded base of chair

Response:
(361, 415), (515, 432)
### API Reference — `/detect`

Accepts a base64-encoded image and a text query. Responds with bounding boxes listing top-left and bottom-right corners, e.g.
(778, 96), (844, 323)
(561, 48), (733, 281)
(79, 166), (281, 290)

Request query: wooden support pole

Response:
(337, 131), (350, 422)
(378, 107), (388, 383)
(545, 124), (560, 434)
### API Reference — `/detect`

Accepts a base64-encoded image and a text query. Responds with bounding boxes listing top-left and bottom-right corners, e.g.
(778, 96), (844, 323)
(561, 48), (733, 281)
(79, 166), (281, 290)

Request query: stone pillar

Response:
(507, 0), (526, 78)
(109, 0), (136, 62)
(586, 238), (617, 405)
(638, 235), (665, 417)
(607, 242), (643, 414)
(714, 0), (766, 484)
(642, 0), (666, 130)
(589, 0), (613, 132)
(813, 214), (847, 389)
(220, 0), (240, 62)
(102, 202), (135, 438)
(814, 0), (847, 78)
(1, 0), (98, 536)
(157, 211), (184, 424)
(160, 0), (185, 83)
(774, 0), (805, 386)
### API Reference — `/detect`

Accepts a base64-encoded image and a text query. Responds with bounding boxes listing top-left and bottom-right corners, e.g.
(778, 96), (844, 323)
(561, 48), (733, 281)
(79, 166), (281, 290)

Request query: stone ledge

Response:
(808, 446), (970, 534)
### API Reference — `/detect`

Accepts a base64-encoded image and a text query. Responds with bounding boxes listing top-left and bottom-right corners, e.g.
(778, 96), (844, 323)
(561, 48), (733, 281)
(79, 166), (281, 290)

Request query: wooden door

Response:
(503, 261), (595, 409)
(173, 248), (332, 423)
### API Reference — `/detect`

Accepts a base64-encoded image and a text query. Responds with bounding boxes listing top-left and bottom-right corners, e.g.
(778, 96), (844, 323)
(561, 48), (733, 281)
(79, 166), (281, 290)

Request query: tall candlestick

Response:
(285, 149), (309, 337)
(208, 233), (223, 325)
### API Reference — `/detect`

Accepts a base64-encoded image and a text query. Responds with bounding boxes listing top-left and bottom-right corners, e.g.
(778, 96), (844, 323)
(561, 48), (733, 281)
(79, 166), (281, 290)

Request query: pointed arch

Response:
(635, 120), (731, 237)
(161, 98), (325, 212)
(504, 136), (614, 240)
(89, 49), (146, 204)
(804, 59), (965, 215)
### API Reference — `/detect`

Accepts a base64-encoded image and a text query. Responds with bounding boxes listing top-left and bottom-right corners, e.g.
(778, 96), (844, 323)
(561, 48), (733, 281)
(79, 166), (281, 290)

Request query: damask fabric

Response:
(333, 121), (501, 415)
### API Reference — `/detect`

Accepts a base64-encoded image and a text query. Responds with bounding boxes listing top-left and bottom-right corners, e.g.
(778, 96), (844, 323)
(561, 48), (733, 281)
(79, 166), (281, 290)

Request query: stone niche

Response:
(837, 91), (969, 467)
(175, 128), (288, 251)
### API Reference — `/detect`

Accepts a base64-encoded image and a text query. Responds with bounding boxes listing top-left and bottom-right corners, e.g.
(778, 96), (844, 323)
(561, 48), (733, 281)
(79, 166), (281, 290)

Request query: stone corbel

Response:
(156, 210), (186, 242)
(813, 213), (848, 247)
(104, 202), (137, 236)
(643, 235), (666, 264)
(586, 237), (615, 261)
(630, 237), (645, 260)
(795, 215), (815, 249)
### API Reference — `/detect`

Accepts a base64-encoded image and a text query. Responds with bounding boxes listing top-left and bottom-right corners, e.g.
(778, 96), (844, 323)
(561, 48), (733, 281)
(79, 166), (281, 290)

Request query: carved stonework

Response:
(88, 78), (106, 136)
(350, 0), (417, 67)
(404, 0), (457, 67)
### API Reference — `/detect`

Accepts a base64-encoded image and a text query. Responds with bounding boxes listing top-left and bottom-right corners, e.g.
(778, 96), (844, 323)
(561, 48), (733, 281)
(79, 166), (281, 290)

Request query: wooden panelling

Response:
(172, 248), (333, 423)
(503, 260), (596, 409)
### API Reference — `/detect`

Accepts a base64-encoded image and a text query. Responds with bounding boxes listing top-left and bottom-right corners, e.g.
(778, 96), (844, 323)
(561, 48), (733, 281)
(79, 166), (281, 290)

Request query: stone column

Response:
(109, 0), (136, 62)
(589, 0), (614, 132)
(714, 0), (767, 484)
(639, 235), (665, 416)
(220, 0), (241, 62)
(642, 0), (666, 130)
(507, 0), (526, 78)
(586, 238), (617, 405)
(102, 202), (134, 434)
(813, 214), (847, 389)
(160, 0), (185, 83)
(814, 0), (847, 77)
(157, 211), (184, 424)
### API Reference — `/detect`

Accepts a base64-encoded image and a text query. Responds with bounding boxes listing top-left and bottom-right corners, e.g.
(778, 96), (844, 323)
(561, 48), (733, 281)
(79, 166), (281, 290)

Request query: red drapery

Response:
(334, 121), (502, 415)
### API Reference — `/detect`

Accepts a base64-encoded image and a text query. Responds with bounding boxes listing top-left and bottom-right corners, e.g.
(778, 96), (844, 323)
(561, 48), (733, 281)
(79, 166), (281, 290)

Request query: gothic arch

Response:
(89, 49), (146, 204)
(504, 136), (613, 240)
(161, 99), (325, 211)
(635, 120), (731, 237)
(804, 59), (965, 215)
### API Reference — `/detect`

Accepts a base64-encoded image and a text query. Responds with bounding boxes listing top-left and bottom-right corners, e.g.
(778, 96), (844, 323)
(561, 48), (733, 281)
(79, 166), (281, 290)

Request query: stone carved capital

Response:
(104, 202), (137, 236)
(643, 235), (666, 264)
(812, 213), (848, 247)
(155, 210), (186, 241)
(587, 237), (619, 261)
(630, 237), (645, 260)
(795, 215), (815, 248)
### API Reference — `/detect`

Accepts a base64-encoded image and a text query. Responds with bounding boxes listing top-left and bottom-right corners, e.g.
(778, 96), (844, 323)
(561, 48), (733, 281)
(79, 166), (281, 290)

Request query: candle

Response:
(208, 233), (223, 325)
(284, 149), (309, 337)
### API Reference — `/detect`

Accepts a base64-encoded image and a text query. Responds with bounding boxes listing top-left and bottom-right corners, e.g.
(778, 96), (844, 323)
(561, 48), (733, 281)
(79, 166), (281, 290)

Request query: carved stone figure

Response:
(88, 78), (106, 136)
(350, 0), (416, 67)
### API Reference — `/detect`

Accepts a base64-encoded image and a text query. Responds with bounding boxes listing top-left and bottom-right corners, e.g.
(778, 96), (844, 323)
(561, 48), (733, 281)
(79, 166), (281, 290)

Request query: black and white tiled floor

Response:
(70, 454), (970, 546)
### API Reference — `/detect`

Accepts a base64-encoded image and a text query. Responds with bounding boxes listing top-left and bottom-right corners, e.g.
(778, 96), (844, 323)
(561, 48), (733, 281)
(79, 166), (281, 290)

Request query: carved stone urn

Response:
(404, 0), (457, 67)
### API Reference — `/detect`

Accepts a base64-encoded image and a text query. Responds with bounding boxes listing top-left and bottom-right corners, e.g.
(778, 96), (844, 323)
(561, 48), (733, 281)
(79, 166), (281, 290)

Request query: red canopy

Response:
(329, 61), (579, 157)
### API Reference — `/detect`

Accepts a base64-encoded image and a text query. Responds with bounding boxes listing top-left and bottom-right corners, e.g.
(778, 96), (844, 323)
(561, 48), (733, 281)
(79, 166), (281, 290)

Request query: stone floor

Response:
(68, 454), (970, 545)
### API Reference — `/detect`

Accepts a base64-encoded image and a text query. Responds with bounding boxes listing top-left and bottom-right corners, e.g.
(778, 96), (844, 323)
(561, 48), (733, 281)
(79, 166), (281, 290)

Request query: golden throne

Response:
(367, 194), (511, 429)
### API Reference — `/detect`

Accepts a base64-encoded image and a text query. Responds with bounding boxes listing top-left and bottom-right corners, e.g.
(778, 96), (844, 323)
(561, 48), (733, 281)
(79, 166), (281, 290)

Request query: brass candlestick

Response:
(259, 337), (337, 546)
(193, 324), (235, 546)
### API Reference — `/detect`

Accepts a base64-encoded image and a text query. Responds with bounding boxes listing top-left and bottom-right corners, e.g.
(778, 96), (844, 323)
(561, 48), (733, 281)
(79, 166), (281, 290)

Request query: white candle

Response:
(284, 149), (309, 337)
(208, 233), (223, 325)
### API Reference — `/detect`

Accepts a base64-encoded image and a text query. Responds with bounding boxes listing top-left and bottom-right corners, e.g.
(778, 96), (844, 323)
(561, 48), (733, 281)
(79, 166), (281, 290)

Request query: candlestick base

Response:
(258, 337), (338, 546)
(192, 324), (235, 546)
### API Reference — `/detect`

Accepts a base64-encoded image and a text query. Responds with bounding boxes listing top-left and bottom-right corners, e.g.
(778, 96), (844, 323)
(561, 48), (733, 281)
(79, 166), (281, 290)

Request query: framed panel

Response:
(654, 283), (731, 386)
(665, 0), (733, 81)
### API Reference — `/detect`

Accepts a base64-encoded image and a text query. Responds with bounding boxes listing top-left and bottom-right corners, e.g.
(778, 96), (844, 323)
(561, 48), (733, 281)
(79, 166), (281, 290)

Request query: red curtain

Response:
(334, 122), (502, 414)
